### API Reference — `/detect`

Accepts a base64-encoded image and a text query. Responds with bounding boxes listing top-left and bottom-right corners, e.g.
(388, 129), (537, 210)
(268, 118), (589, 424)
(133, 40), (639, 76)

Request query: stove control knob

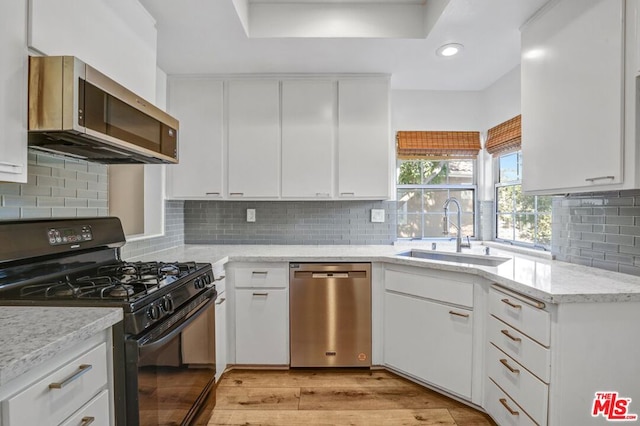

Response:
(204, 274), (212, 285)
(147, 304), (161, 320)
(161, 295), (174, 313)
(194, 278), (204, 289)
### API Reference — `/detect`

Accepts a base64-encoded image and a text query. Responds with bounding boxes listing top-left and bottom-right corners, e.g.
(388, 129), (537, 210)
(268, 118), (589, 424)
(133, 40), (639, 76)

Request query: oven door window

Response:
(137, 301), (216, 426)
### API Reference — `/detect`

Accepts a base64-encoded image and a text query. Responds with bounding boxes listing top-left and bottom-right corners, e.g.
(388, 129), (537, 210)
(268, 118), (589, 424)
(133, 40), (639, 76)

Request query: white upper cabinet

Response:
(521, 0), (625, 194)
(281, 80), (335, 198)
(338, 79), (391, 199)
(0, 0), (27, 183)
(167, 78), (224, 198)
(227, 80), (281, 198)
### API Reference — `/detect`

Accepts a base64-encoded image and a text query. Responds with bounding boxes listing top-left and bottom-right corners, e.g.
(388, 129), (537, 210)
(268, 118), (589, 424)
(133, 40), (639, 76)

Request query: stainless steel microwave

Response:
(28, 56), (179, 164)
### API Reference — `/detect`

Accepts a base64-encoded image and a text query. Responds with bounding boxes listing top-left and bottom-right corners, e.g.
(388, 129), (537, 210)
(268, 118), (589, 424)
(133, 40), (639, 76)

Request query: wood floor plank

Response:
(208, 408), (457, 425)
(210, 369), (495, 425)
(214, 387), (301, 410)
(448, 407), (497, 426)
(218, 368), (415, 388)
(298, 385), (463, 410)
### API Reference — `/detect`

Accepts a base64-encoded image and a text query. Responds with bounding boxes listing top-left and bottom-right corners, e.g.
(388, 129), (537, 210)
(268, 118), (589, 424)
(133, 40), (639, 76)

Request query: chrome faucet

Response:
(443, 197), (471, 253)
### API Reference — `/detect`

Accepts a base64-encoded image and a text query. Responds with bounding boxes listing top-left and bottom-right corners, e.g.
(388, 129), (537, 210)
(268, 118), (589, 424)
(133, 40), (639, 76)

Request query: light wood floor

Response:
(208, 369), (496, 425)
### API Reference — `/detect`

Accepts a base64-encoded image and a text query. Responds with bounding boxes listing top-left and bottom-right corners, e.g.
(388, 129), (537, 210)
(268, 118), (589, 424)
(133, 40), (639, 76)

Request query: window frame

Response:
(396, 158), (478, 240)
(493, 151), (551, 249)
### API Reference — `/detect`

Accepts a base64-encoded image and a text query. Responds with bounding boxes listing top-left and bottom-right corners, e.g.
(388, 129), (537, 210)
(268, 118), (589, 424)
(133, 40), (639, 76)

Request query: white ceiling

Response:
(140, 0), (549, 91)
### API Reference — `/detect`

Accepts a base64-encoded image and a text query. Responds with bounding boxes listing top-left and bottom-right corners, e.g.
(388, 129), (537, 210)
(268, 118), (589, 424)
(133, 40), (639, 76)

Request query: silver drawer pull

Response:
(252, 292), (269, 296)
(499, 358), (520, 374)
(252, 271), (268, 277)
(316, 193), (330, 197)
(585, 175), (615, 182)
(81, 417), (96, 426)
(49, 364), (92, 389)
(205, 192), (221, 196)
(340, 192), (355, 196)
(501, 329), (522, 342)
(499, 398), (519, 416)
(215, 297), (226, 305)
(449, 310), (470, 318)
(229, 192), (244, 196)
(501, 298), (521, 309)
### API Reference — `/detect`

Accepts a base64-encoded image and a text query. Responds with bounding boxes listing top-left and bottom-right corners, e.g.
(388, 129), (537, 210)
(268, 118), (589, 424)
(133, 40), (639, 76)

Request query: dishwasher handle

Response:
(311, 272), (350, 278)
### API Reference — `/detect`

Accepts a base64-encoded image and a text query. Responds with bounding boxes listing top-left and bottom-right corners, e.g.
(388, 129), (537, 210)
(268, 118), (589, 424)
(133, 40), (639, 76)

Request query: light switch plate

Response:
(371, 209), (385, 223)
(247, 209), (256, 222)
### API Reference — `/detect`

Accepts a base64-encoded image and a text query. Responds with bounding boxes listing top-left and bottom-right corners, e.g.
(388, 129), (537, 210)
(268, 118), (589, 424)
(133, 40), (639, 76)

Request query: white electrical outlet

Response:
(246, 209), (256, 222)
(371, 209), (385, 223)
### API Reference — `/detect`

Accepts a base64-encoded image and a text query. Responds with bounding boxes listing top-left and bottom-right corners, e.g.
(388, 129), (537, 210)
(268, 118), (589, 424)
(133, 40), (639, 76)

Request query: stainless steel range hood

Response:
(28, 56), (179, 164)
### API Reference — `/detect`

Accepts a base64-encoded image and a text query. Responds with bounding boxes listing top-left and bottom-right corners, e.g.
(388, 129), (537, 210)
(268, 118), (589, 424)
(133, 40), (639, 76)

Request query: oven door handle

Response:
(137, 293), (216, 357)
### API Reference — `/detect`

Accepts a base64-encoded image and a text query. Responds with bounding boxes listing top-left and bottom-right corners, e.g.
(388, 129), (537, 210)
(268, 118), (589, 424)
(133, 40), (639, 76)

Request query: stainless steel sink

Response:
(397, 249), (510, 267)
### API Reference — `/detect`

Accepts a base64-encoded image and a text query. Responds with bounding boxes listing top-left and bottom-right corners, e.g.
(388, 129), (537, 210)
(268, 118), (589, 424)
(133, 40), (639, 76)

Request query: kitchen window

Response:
(495, 151), (552, 247)
(397, 159), (476, 239)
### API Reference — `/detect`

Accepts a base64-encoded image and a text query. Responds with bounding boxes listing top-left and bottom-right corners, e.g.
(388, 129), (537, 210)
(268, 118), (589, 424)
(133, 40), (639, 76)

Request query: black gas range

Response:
(0, 217), (217, 426)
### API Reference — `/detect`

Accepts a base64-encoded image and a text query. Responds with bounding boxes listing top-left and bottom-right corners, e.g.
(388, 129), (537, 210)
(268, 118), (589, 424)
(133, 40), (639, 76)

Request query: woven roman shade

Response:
(396, 131), (481, 159)
(485, 115), (521, 155)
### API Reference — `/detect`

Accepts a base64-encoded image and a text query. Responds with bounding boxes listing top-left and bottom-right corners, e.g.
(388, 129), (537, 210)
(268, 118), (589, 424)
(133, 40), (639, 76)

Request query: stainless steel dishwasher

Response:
(289, 263), (371, 367)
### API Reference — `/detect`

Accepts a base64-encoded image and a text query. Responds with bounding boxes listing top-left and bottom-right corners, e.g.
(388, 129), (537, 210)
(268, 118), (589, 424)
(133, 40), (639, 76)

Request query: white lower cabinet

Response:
(235, 288), (289, 365)
(485, 378), (537, 426)
(215, 281), (227, 381)
(383, 266), (474, 399)
(232, 263), (289, 365)
(486, 285), (550, 425)
(59, 389), (110, 426)
(0, 332), (113, 426)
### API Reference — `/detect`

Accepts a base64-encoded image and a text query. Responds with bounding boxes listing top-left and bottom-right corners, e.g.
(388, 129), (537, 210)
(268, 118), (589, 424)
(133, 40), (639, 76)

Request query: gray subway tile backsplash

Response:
(184, 200), (397, 245)
(552, 190), (640, 276)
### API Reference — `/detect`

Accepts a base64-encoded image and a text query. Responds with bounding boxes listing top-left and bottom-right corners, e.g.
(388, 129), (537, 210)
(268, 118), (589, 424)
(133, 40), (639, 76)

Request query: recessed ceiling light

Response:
(436, 43), (464, 57)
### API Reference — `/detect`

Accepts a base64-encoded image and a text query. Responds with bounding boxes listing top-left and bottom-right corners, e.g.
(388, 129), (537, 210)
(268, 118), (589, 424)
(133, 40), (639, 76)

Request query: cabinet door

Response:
(228, 80), (280, 198)
(235, 288), (288, 365)
(384, 292), (473, 398)
(281, 80), (335, 198)
(215, 293), (227, 381)
(0, 0), (27, 183)
(521, 0), (624, 194)
(337, 79), (390, 199)
(167, 78), (224, 198)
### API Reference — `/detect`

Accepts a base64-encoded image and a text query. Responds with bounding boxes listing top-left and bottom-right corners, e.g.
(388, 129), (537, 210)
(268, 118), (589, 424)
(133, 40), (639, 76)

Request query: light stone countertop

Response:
(133, 243), (640, 304)
(0, 307), (123, 386)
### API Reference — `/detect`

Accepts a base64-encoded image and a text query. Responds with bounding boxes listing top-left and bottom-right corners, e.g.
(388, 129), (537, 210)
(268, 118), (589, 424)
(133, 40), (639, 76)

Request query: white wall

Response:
(481, 65), (521, 130)
(392, 90), (483, 132)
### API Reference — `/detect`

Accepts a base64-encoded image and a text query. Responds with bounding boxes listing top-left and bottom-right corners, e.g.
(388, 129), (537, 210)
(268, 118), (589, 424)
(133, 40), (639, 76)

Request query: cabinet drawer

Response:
(487, 344), (548, 425)
(234, 263), (287, 289)
(489, 286), (549, 346)
(385, 268), (473, 308)
(4, 342), (108, 426)
(488, 315), (550, 383)
(60, 389), (110, 426)
(485, 378), (538, 426)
